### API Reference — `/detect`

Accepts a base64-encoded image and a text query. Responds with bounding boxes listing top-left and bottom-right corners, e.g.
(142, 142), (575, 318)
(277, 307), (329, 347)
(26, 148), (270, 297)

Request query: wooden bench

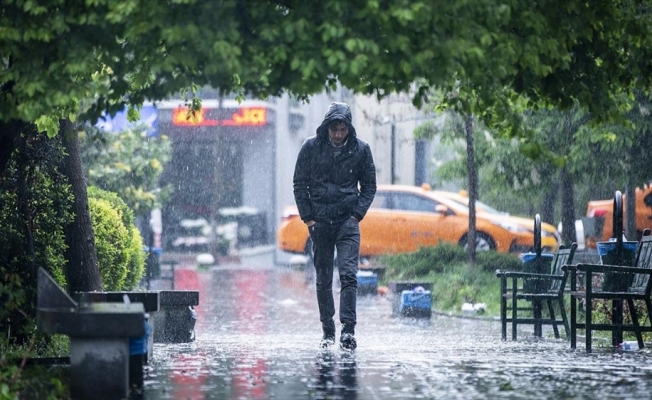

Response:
(75, 291), (160, 390)
(565, 234), (652, 352)
(36, 268), (145, 399)
(153, 290), (199, 343)
(496, 243), (577, 340)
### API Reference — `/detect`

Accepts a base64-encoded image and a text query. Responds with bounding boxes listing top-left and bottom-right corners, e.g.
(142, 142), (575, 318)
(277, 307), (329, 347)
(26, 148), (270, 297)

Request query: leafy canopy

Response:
(1, 0), (651, 133)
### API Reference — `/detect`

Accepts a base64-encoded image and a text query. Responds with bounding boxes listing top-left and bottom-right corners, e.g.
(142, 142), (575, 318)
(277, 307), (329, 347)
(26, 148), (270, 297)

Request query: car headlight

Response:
(491, 220), (530, 234)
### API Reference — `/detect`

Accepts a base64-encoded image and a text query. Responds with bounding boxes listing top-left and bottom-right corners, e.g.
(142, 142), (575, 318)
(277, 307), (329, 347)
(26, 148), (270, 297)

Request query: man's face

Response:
(328, 121), (349, 145)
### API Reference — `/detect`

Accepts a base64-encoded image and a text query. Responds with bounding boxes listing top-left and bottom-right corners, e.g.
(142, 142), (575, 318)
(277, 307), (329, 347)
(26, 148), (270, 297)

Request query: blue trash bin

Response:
(399, 287), (432, 318)
(597, 241), (637, 291)
(357, 271), (378, 296)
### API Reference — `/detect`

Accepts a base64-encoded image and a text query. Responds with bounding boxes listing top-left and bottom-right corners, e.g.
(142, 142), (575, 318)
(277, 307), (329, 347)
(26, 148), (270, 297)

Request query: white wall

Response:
(350, 93), (427, 186)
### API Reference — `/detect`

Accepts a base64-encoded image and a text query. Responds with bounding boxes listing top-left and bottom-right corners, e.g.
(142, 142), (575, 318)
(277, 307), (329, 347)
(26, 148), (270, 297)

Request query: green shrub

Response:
(378, 243), (467, 280)
(88, 186), (135, 231)
(378, 244), (525, 315)
(1, 334), (70, 399)
(124, 226), (146, 290)
(0, 132), (72, 344)
(89, 197), (130, 290)
(87, 186), (146, 291)
(433, 263), (500, 311)
(475, 250), (524, 273)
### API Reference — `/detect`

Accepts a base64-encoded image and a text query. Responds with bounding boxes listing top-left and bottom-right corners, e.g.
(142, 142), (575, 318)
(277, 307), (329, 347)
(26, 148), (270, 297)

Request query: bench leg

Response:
(500, 278), (507, 341)
(558, 297), (570, 340)
(129, 353), (144, 389)
(644, 297), (652, 348)
(511, 279), (518, 340)
(645, 298), (652, 323)
(585, 298), (593, 353)
(627, 299), (645, 349)
(570, 295), (577, 349)
(613, 300), (624, 347)
(547, 300), (560, 339)
(533, 299), (543, 337)
(70, 337), (130, 399)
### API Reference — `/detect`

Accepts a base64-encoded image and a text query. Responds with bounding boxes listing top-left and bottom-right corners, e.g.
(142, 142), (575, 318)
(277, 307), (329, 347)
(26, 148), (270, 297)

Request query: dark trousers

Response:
(309, 218), (360, 330)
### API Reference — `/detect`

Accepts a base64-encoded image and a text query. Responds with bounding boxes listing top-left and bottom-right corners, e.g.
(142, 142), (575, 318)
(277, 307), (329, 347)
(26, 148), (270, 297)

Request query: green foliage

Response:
(87, 186), (135, 233)
(379, 244), (522, 313)
(426, 92), (652, 233)
(87, 187), (146, 290)
(1, 0), (650, 134)
(0, 335), (70, 399)
(81, 126), (171, 218)
(433, 262), (501, 313)
(0, 132), (72, 343)
(378, 243), (466, 278)
(475, 250), (524, 273)
(89, 196), (130, 290)
(380, 243), (523, 278)
(124, 226), (146, 290)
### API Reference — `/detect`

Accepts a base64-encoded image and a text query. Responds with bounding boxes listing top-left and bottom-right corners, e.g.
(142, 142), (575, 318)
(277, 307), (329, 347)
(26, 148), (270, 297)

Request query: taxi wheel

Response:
(460, 232), (496, 252)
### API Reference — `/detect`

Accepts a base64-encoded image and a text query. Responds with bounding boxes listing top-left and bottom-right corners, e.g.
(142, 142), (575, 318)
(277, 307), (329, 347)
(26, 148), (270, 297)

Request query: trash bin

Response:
(357, 271), (378, 296)
(520, 253), (554, 292)
(399, 287), (432, 318)
(597, 241), (637, 292)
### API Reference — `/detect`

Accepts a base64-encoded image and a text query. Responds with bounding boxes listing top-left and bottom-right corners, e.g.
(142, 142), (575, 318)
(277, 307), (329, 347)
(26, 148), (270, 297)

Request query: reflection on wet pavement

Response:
(144, 256), (652, 399)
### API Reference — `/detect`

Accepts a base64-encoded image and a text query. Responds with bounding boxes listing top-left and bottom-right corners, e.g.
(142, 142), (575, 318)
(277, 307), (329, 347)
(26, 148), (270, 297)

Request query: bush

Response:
(378, 243), (467, 280)
(124, 226), (146, 290)
(379, 243), (522, 278)
(89, 197), (130, 290)
(475, 250), (524, 273)
(1, 334), (70, 399)
(88, 187), (146, 291)
(378, 244), (525, 315)
(0, 132), (72, 344)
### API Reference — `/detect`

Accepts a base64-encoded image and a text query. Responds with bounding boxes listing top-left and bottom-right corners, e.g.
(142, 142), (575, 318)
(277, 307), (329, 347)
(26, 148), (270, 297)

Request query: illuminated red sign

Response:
(172, 107), (267, 127)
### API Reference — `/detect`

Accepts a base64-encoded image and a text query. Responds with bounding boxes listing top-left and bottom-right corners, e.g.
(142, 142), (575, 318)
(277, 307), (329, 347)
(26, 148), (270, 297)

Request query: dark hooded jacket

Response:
(293, 102), (377, 224)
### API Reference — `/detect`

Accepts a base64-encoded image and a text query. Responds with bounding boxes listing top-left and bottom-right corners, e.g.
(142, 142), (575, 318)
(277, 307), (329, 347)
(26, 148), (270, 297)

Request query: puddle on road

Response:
(143, 266), (652, 399)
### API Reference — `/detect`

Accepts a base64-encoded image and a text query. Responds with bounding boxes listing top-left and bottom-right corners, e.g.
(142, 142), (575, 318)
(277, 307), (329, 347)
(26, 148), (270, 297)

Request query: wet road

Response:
(144, 250), (652, 399)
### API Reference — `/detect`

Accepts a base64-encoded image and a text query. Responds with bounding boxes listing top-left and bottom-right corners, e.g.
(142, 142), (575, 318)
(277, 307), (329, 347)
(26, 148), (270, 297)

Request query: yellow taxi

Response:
(277, 184), (561, 257)
(585, 185), (652, 245)
(433, 190), (561, 252)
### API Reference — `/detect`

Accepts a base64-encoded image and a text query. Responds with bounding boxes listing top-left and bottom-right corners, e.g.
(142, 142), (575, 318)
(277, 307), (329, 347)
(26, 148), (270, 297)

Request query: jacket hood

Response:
(316, 102), (357, 140)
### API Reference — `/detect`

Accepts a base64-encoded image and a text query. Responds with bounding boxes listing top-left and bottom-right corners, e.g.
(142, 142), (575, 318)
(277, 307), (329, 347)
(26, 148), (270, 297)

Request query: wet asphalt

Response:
(142, 250), (652, 400)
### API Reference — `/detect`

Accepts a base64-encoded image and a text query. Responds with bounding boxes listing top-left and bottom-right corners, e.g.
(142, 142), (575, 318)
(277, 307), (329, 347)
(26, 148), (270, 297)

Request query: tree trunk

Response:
(560, 167), (577, 247)
(541, 186), (558, 226)
(465, 114), (477, 263)
(60, 119), (102, 293)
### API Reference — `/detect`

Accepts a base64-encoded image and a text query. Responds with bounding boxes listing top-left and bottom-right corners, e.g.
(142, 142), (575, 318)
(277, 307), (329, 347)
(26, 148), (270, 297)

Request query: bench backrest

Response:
(629, 235), (652, 293)
(549, 243), (578, 293)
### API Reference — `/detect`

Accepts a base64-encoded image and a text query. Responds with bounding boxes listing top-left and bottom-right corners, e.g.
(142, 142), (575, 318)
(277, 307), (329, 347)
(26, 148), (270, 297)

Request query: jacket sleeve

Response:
(293, 141), (314, 222)
(353, 144), (377, 221)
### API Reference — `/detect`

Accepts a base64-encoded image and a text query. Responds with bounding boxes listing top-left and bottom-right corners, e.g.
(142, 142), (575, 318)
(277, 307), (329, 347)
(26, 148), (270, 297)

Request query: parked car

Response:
(277, 184), (560, 258)
(433, 190), (562, 248)
(584, 185), (652, 246)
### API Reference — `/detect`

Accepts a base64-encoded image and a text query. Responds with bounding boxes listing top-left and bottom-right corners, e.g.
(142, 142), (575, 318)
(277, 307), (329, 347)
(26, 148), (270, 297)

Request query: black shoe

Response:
(339, 333), (357, 351)
(320, 320), (336, 348)
(320, 334), (336, 348)
(341, 324), (355, 336)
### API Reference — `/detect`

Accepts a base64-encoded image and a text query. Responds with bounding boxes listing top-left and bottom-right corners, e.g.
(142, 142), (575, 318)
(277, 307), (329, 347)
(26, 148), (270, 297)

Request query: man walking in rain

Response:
(293, 102), (376, 351)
